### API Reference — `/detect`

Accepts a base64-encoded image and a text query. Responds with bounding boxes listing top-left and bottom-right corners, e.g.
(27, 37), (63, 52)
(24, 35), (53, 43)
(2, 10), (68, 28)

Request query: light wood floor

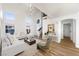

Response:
(18, 37), (79, 56)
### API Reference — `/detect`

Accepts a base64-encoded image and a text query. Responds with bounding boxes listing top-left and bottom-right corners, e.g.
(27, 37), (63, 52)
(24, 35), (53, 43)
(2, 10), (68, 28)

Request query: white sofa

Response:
(2, 34), (26, 56)
(2, 41), (26, 56)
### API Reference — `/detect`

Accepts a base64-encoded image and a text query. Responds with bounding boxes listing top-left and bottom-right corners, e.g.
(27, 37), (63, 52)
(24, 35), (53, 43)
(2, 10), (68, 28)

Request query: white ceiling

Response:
(2, 3), (79, 19)
(2, 3), (41, 17)
(33, 3), (79, 18)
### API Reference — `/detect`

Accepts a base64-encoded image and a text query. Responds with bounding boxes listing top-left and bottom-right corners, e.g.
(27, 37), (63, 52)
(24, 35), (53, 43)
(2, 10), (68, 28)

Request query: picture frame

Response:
(48, 24), (54, 33)
(5, 25), (15, 35)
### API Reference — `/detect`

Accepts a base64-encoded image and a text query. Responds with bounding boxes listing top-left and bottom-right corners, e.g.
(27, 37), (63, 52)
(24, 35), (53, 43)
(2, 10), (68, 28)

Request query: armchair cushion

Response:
(37, 42), (46, 46)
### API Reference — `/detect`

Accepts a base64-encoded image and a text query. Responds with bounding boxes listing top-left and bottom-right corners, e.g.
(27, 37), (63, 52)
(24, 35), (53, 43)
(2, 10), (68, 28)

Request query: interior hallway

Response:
(18, 37), (79, 56)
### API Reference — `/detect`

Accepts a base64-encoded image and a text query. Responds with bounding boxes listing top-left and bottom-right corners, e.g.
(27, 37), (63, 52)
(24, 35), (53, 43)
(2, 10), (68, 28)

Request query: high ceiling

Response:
(2, 3), (79, 19)
(33, 3), (79, 18)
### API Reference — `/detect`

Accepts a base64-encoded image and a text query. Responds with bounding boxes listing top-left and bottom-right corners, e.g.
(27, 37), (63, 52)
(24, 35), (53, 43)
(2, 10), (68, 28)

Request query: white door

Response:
(63, 24), (71, 38)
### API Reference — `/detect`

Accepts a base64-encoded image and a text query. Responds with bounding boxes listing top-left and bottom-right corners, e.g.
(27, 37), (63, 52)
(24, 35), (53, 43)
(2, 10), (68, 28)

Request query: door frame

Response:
(61, 19), (76, 44)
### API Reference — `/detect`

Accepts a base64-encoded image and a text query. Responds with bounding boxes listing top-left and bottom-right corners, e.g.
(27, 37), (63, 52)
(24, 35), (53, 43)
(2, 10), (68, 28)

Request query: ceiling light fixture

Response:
(29, 3), (32, 16)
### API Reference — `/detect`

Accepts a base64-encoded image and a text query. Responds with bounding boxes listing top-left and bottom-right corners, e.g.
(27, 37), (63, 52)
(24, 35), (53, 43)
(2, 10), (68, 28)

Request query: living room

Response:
(0, 3), (55, 56)
(1, 3), (79, 56)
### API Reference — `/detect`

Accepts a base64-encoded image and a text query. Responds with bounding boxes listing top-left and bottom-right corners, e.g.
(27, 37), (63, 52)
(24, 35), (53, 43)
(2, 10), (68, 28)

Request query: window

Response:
(4, 11), (15, 21)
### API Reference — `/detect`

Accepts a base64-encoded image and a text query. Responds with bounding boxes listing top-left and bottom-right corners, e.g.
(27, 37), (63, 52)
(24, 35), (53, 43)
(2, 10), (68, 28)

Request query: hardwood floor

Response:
(18, 37), (79, 56)
(34, 37), (79, 56)
(60, 37), (75, 48)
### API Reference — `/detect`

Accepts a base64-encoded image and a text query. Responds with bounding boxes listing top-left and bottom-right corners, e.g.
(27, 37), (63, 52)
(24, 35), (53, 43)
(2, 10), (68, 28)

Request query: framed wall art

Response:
(48, 24), (55, 33)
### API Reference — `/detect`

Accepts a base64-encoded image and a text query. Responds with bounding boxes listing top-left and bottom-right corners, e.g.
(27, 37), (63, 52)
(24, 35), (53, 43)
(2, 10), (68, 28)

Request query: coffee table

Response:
(24, 39), (36, 45)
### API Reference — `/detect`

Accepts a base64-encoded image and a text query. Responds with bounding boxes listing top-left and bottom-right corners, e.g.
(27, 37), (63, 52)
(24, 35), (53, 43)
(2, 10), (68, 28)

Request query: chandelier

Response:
(29, 3), (32, 16)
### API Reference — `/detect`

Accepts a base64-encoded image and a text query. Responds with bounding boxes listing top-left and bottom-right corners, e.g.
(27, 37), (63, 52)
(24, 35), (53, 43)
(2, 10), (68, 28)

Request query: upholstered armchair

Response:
(37, 35), (52, 50)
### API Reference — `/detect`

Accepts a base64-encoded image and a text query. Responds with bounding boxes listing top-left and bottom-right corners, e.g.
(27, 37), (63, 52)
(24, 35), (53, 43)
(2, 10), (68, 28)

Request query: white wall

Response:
(0, 6), (1, 38)
(0, 5), (4, 38)
(2, 4), (42, 39)
(0, 4), (3, 55)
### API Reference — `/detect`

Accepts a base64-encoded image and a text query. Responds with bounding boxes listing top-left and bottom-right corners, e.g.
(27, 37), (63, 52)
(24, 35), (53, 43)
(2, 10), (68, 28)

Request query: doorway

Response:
(61, 19), (76, 47)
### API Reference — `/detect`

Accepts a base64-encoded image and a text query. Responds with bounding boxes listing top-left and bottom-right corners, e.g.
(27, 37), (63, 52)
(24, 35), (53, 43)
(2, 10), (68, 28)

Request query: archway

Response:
(61, 19), (76, 47)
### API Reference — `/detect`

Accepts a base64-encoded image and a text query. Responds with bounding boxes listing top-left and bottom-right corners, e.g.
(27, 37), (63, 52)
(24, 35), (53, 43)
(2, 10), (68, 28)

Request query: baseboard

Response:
(75, 44), (79, 48)
(56, 39), (61, 43)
